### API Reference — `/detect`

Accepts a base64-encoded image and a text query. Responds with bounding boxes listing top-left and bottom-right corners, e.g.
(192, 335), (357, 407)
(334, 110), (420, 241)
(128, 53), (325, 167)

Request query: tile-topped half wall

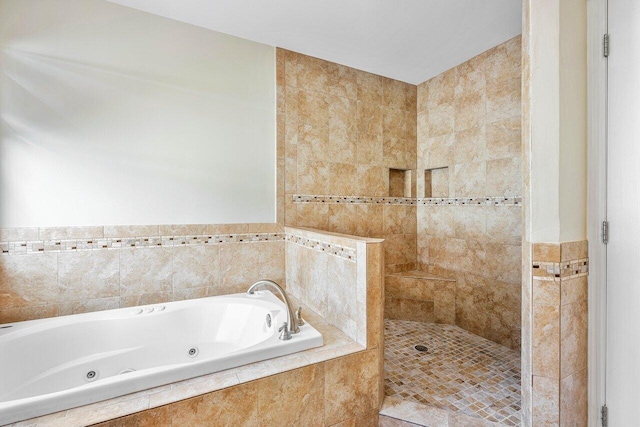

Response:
(286, 226), (385, 408)
(415, 36), (523, 350)
(286, 227), (384, 349)
(530, 241), (588, 426)
(277, 48), (418, 272)
(0, 224), (285, 324)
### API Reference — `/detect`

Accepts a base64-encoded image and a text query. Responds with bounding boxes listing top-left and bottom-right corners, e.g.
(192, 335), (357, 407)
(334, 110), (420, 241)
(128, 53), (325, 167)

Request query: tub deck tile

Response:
(148, 370), (240, 408)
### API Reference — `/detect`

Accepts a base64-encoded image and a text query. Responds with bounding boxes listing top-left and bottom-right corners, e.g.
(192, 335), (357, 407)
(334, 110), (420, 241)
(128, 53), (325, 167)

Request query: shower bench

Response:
(384, 270), (456, 324)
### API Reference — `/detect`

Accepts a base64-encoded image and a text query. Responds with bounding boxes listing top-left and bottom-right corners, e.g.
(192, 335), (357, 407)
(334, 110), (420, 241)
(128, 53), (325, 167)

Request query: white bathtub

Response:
(0, 291), (323, 425)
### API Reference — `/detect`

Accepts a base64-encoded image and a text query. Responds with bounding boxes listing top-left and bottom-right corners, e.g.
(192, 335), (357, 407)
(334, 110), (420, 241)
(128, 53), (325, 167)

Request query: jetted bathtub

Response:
(0, 291), (323, 425)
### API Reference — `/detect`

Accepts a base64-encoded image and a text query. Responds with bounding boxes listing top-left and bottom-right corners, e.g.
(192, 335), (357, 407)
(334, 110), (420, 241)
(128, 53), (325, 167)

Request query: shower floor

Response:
(384, 319), (521, 426)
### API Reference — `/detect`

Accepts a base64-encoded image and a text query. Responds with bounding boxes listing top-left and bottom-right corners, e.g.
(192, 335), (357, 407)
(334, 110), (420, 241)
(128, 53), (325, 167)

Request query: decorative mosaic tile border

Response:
(285, 233), (356, 262)
(293, 195), (415, 205)
(532, 258), (589, 281)
(0, 231), (358, 262)
(418, 196), (522, 206)
(292, 195), (522, 206)
(0, 233), (284, 255)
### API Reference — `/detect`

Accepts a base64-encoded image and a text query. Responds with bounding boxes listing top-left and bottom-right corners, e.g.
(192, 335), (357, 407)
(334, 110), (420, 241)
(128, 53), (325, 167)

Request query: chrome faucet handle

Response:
(278, 322), (292, 341)
(295, 307), (305, 326)
(247, 280), (299, 334)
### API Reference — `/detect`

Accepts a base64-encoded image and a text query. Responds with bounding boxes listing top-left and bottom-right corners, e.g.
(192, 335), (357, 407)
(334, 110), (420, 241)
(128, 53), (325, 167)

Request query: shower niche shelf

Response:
(423, 167), (449, 198)
(389, 168), (414, 198)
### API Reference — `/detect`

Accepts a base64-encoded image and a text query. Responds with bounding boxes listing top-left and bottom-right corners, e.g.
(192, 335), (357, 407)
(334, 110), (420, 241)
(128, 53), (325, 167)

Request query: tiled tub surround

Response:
(530, 241), (588, 426)
(416, 36), (523, 351)
(7, 298), (369, 427)
(5, 227), (385, 426)
(0, 224), (285, 324)
(277, 48), (418, 272)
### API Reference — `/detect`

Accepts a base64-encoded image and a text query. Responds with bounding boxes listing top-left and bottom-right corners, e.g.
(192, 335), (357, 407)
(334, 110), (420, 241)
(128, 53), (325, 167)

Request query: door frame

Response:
(587, 0), (607, 425)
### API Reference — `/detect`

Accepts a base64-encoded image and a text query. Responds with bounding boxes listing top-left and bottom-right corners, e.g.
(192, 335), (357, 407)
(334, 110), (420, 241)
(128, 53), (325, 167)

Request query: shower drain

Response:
(414, 345), (429, 352)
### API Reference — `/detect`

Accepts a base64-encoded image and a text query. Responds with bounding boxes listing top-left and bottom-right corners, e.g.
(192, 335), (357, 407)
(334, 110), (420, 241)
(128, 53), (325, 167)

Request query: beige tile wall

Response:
(6, 226), (386, 426)
(0, 224), (284, 324)
(92, 349), (381, 427)
(384, 272), (456, 324)
(277, 49), (418, 271)
(285, 227), (384, 347)
(415, 36), (523, 350)
(531, 241), (588, 426)
(521, 2), (533, 421)
(0, 38), (530, 425)
(87, 229), (386, 427)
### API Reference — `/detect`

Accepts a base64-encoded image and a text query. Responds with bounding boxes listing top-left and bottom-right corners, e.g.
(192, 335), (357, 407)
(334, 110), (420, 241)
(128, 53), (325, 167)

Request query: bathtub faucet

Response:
(246, 280), (300, 337)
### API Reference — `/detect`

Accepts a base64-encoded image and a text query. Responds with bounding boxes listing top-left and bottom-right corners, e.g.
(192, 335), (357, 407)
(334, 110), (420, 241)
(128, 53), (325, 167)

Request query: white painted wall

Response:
(530, 0), (561, 242)
(0, 0), (276, 227)
(528, 0), (587, 243)
(558, 0), (587, 242)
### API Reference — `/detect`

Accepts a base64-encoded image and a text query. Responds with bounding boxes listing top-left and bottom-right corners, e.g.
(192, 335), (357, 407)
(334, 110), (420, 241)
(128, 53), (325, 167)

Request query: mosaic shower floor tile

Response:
(384, 319), (521, 426)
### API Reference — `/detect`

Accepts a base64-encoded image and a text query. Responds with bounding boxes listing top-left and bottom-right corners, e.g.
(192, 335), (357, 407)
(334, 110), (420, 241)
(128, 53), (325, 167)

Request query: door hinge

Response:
(602, 404), (608, 427)
(604, 33), (610, 57)
(602, 221), (609, 244)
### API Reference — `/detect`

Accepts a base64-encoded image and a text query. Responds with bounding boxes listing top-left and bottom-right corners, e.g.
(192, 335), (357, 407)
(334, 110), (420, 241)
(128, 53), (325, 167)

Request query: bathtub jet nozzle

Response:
(247, 279), (300, 337)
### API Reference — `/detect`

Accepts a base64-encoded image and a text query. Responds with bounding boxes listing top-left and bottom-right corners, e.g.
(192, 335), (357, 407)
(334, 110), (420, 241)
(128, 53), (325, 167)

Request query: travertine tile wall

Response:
(521, 2), (533, 421)
(384, 271), (456, 324)
(286, 228), (366, 345)
(521, 0), (590, 422)
(277, 49), (418, 271)
(284, 227), (386, 408)
(531, 241), (588, 426)
(89, 229), (385, 427)
(0, 224), (284, 324)
(93, 349), (381, 427)
(285, 227), (384, 350)
(6, 226), (385, 426)
(415, 36), (523, 350)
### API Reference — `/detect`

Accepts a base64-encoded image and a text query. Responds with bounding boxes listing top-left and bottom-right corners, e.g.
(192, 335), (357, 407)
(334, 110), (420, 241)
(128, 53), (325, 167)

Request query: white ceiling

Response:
(107, 0), (521, 85)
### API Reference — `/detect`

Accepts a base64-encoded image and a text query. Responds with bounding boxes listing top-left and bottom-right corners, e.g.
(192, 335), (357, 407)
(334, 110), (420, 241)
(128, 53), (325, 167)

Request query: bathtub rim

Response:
(0, 292), (332, 426)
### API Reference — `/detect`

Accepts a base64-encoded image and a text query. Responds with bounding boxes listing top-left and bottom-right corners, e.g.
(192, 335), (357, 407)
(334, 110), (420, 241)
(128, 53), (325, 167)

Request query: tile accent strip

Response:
(0, 233), (284, 256)
(285, 233), (356, 262)
(0, 231), (358, 262)
(418, 196), (522, 206)
(532, 258), (589, 281)
(292, 195), (522, 206)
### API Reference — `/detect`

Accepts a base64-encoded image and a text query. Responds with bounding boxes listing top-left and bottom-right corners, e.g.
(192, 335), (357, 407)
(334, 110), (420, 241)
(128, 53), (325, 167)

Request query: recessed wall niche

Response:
(389, 169), (414, 198)
(424, 167), (449, 198)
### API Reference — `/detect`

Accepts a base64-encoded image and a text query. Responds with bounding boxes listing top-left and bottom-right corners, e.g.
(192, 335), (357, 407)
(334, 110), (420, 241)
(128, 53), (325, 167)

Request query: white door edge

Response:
(587, 0), (608, 425)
